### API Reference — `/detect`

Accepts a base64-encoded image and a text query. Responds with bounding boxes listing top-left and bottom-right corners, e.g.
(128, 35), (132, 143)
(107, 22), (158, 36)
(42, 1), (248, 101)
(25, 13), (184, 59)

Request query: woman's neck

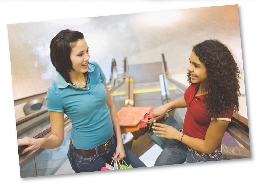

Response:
(69, 71), (87, 88)
(196, 82), (207, 95)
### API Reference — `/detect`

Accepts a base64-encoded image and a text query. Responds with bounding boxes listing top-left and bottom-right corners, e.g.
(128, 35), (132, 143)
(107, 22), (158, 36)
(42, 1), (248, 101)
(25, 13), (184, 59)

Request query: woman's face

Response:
(70, 38), (90, 74)
(187, 51), (207, 83)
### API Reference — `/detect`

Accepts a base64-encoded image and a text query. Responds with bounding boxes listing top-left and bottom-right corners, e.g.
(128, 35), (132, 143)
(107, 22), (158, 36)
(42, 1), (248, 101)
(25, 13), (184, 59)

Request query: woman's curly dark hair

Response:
(188, 39), (241, 118)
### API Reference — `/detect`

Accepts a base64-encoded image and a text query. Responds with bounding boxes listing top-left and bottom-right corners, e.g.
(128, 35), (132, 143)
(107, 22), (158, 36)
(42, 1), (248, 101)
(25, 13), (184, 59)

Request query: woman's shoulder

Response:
(184, 83), (199, 99)
(47, 80), (64, 96)
(47, 81), (60, 95)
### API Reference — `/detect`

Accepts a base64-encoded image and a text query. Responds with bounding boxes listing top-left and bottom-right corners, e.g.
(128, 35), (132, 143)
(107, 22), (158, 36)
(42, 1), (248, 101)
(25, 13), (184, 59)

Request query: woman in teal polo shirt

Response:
(17, 29), (146, 172)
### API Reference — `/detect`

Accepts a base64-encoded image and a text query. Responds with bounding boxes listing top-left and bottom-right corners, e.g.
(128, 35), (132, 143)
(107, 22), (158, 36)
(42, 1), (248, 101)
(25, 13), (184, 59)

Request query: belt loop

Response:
(95, 147), (99, 156)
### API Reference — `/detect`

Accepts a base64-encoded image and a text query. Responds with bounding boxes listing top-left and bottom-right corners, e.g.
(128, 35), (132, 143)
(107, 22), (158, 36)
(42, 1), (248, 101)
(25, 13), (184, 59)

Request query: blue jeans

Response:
(154, 139), (222, 166)
(67, 135), (146, 173)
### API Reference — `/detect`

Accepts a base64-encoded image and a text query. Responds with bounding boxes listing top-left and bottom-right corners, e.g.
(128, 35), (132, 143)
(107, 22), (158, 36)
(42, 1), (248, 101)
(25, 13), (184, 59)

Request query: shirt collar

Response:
(54, 62), (95, 89)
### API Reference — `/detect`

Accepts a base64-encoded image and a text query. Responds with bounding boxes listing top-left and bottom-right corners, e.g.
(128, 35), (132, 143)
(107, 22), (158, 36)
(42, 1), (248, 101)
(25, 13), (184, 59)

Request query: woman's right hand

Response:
(17, 137), (43, 154)
(151, 105), (169, 121)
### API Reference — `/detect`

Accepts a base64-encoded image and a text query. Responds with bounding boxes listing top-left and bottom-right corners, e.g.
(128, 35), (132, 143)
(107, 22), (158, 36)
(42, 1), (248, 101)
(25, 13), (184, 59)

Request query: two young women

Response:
(18, 29), (241, 170)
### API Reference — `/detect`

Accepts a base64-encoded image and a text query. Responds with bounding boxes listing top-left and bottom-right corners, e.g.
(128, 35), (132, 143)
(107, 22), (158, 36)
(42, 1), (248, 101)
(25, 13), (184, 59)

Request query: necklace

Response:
(72, 74), (88, 89)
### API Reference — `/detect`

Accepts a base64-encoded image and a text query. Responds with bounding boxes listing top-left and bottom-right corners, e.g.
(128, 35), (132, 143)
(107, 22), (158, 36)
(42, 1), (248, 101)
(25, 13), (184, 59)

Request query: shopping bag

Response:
(101, 167), (110, 171)
(118, 159), (133, 169)
(101, 159), (133, 171)
(117, 107), (153, 134)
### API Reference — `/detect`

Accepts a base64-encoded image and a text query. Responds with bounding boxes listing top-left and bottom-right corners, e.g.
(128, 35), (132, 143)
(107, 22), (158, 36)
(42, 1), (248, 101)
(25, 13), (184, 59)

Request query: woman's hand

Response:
(151, 97), (186, 122)
(17, 137), (43, 154)
(113, 144), (126, 161)
(151, 105), (169, 121)
(152, 123), (180, 140)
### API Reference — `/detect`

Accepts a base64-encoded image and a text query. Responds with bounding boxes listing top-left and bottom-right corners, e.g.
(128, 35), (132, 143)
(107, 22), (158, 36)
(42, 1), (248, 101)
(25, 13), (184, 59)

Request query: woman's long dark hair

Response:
(188, 39), (241, 118)
(50, 29), (84, 83)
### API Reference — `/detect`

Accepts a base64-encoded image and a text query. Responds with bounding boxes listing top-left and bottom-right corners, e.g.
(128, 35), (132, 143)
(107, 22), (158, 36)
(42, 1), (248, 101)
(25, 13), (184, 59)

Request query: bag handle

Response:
(119, 159), (128, 166)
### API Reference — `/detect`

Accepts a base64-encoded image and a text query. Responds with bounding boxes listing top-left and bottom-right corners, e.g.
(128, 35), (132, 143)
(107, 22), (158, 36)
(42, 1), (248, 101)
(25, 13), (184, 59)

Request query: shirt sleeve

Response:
(46, 88), (64, 112)
(211, 108), (234, 122)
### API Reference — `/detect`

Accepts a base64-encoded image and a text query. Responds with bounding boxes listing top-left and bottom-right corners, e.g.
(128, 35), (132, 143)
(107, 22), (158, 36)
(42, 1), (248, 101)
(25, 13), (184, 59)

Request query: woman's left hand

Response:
(113, 144), (126, 161)
(152, 123), (179, 139)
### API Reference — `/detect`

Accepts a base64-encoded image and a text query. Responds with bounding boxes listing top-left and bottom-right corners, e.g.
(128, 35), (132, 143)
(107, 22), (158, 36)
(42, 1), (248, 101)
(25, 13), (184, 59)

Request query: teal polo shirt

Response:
(46, 61), (114, 150)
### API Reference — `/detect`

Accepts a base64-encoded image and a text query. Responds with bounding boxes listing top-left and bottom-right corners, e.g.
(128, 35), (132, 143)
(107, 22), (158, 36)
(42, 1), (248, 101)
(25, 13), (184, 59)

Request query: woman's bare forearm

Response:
(165, 96), (187, 110)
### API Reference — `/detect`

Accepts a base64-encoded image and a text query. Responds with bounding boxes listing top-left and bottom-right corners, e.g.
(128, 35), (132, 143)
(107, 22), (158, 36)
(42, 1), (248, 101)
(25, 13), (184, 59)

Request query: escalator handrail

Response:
(14, 92), (47, 106)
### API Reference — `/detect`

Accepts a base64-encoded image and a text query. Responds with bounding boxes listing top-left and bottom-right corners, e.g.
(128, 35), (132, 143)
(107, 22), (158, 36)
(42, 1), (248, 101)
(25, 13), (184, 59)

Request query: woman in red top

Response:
(152, 39), (241, 165)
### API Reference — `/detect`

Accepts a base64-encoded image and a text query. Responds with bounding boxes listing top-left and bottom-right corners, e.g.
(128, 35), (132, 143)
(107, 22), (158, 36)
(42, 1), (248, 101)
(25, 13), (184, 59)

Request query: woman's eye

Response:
(194, 65), (199, 68)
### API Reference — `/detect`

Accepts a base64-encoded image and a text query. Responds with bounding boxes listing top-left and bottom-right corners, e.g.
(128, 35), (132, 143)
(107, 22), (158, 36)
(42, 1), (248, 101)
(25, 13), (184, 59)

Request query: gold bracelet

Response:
(180, 133), (184, 142)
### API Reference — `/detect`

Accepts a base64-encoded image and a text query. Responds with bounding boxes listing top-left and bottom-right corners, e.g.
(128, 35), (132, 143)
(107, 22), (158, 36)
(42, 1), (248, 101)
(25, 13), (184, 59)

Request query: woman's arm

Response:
(183, 119), (229, 153)
(153, 119), (229, 154)
(104, 83), (125, 160)
(152, 96), (187, 120)
(17, 111), (65, 154)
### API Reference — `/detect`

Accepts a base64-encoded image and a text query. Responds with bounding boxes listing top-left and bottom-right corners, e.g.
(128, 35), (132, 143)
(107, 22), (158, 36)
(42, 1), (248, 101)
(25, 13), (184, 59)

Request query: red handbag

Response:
(117, 107), (154, 134)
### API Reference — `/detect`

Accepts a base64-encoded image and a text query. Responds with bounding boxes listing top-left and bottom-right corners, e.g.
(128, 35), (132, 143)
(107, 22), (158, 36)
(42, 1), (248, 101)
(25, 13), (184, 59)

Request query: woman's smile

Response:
(189, 74), (197, 80)
(82, 63), (88, 69)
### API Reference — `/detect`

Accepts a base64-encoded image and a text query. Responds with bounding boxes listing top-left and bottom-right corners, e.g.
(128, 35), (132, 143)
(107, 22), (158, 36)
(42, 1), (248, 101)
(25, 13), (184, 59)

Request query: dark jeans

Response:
(154, 139), (222, 166)
(67, 135), (146, 173)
